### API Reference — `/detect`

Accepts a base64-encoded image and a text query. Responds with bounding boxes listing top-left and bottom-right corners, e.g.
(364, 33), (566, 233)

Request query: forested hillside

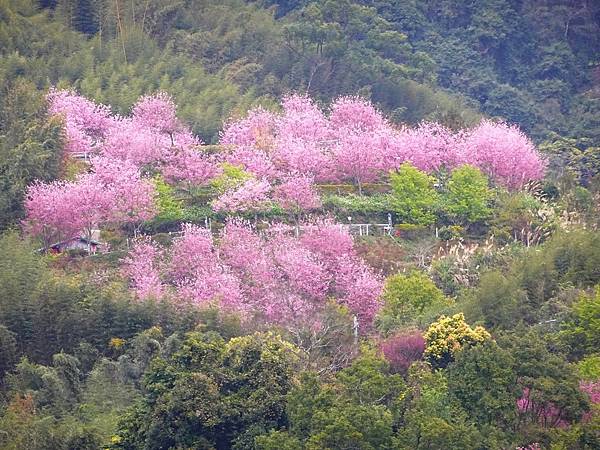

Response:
(1, 1), (599, 449)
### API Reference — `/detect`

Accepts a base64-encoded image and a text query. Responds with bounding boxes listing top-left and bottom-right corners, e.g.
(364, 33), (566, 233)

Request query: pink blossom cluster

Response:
(220, 94), (545, 190)
(517, 387), (569, 428)
(212, 173), (322, 215)
(212, 178), (273, 213)
(517, 381), (600, 428)
(47, 89), (218, 185)
(516, 444), (541, 450)
(395, 122), (461, 172)
(461, 120), (546, 189)
(273, 173), (322, 213)
(123, 220), (383, 328)
(24, 157), (156, 248)
(380, 330), (426, 374)
(47, 88), (114, 154)
(122, 237), (164, 299)
(47, 90), (545, 221)
(580, 380), (600, 422)
(220, 94), (393, 187)
(580, 380), (600, 405)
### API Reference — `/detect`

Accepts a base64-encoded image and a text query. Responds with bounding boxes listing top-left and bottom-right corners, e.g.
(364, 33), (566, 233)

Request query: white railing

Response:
(345, 223), (393, 236)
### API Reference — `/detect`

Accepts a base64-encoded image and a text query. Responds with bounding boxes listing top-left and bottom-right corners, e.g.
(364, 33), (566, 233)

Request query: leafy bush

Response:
(377, 271), (448, 333)
(424, 313), (491, 368)
(441, 165), (492, 224)
(389, 163), (438, 225)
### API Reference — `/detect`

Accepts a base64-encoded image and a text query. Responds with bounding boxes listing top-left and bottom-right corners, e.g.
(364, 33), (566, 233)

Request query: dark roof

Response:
(50, 237), (101, 248)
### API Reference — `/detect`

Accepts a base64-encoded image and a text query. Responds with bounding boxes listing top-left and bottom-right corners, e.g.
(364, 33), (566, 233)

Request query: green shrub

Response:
(441, 165), (491, 224)
(389, 163), (438, 225)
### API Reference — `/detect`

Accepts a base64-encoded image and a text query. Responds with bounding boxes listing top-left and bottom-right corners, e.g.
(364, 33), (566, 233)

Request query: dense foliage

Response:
(1, 0), (600, 449)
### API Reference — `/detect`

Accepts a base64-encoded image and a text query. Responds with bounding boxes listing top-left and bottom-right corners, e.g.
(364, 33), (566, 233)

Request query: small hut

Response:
(49, 236), (102, 254)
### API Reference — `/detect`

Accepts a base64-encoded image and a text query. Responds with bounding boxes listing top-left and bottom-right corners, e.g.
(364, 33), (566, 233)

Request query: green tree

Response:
(73, 0), (98, 35)
(151, 176), (184, 227)
(0, 80), (63, 230)
(114, 331), (300, 450)
(0, 325), (17, 382)
(561, 286), (600, 358)
(389, 162), (438, 225)
(423, 313), (491, 368)
(377, 271), (448, 332)
(476, 270), (526, 330)
(395, 362), (482, 449)
(576, 354), (600, 381)
(447, 341), (518, 430)
(210, 162), (253, 194)
(500, 330), (590, 429)
(257, 350), (405, 450)
(442, 165), (491, 224)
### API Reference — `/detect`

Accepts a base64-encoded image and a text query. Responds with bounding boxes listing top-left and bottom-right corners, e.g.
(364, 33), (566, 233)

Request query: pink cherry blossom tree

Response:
(91, 157), (156, 226)
(219, 94), (546, 190)
(24, 157), (156, 248)
(329, 96), (387, 133)
(277, 94), (331, 143)
(212, 178), (273, 214)
(394, 122), (460, 172)
(299, 219), (356, 268)
(333, 255), (383, 327)
(122, 237), (164, 300)
(273, 174), (321, 222)
(162, 147), (221, 186)
(271, 137), (332, 181)
(48, 89), (214, 181)
(101, 118), (169, 167)
(25, 172), (112, 251)
(460, 120), (545, 189)
(24, 180), (84, 249)
(49, 90), (547, 192)
(220, 219), (274, 287)
(65, 171), (112, 247)
(166, 223), (245, 310)
(47, 88), (114, 155)
(122, 220), (384, 329)
(330, 130), (387, 194)
(223, 145), (279, 180)
(132, 92), (180, 136)
(220, 107), (278, 149)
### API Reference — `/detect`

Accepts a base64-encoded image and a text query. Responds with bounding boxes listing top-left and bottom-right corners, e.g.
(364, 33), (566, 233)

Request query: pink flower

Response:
(163, 147), (221, 185)
(132, 92), (180, 135)
(460, 120), (546, 189)
(47, 88), (114, 154)
(380, 331), (425, 374)
(121, 220), (384, 329)
(220, 107), (278, 149)
(329, 96), (387, 132)
(273, 174), (321, 213)
(122, 237), (164, 300)
(394, 122), (459, 172)
(212, 178), (272, 213)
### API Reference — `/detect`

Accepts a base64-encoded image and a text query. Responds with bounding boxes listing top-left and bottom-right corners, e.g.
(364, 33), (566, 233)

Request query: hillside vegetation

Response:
(1, 1), (599, 449)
